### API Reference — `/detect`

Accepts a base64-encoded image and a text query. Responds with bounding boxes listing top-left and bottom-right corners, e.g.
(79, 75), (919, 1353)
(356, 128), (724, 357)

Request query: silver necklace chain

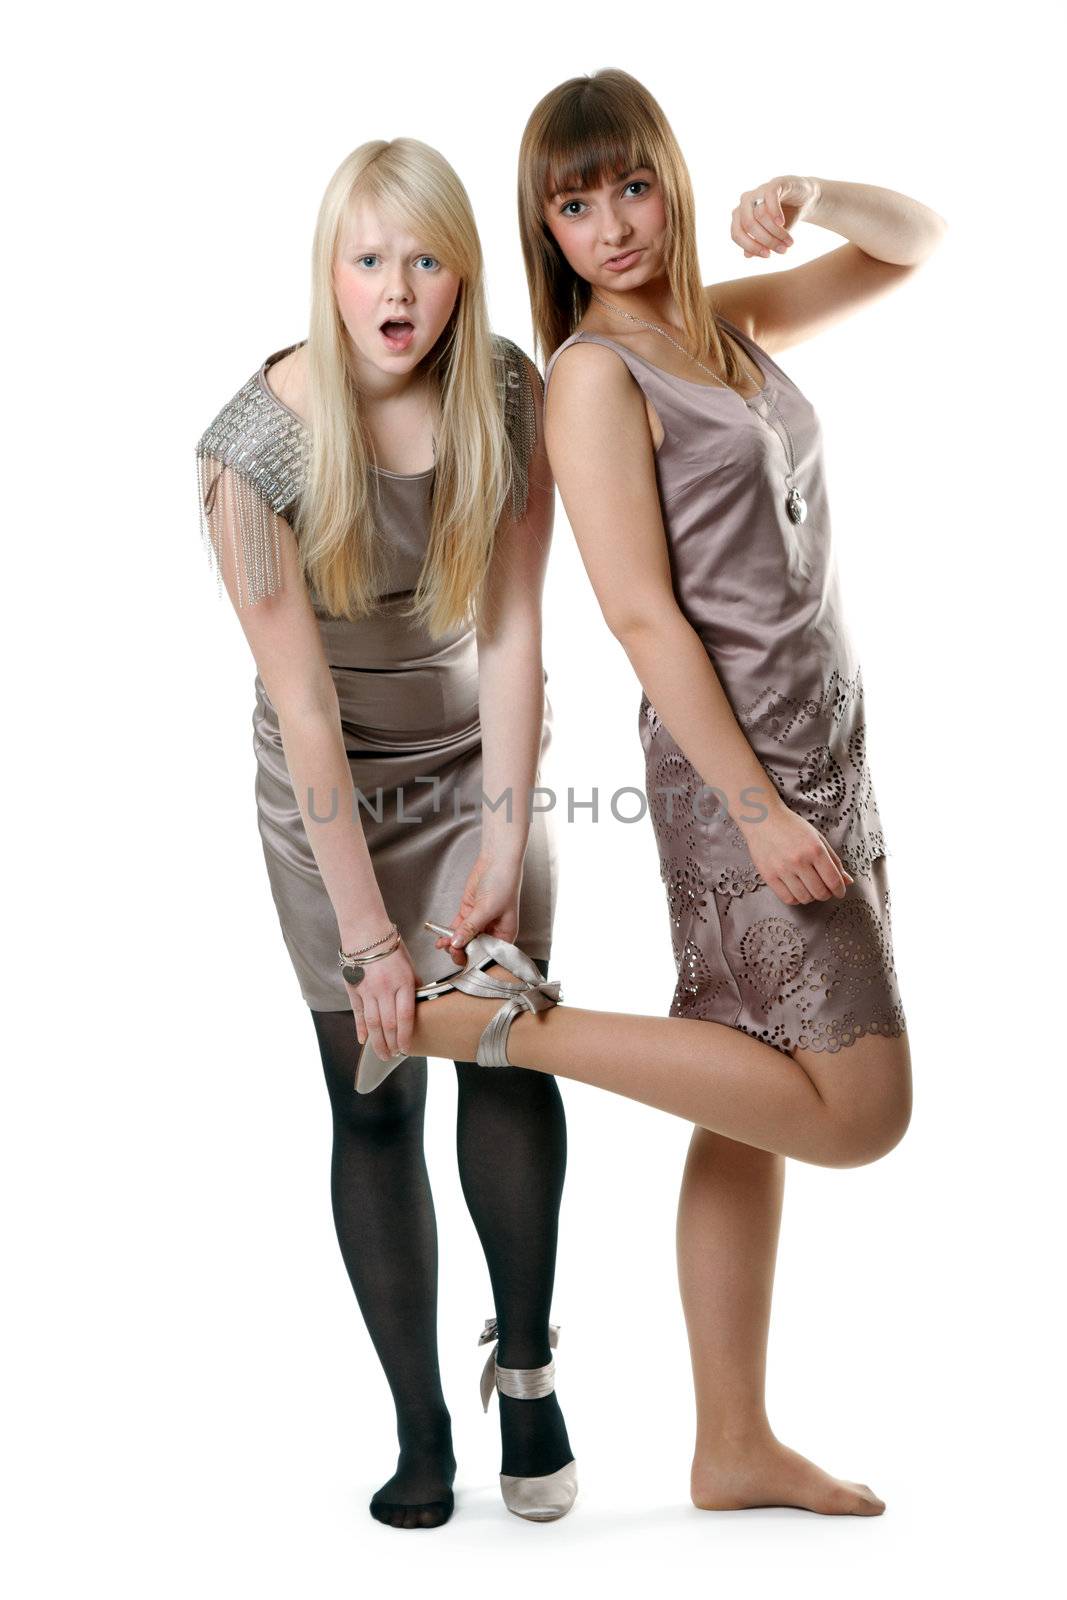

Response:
(588, 290), (808, 524)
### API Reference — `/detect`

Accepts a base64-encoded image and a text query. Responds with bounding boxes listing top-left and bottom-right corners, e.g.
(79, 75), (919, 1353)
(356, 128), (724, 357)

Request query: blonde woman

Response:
(344, 72), (937, 1519)
(195, 139), (576, 1529)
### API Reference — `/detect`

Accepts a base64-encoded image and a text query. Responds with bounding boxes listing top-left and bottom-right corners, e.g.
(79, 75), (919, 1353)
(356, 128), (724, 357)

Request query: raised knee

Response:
(826, 1088), (912, 1168)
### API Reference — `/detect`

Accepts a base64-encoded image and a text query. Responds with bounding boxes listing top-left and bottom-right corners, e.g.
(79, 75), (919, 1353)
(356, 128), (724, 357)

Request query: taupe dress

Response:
(544, 318), (906, 1055)
(195, 337), (557, 1011)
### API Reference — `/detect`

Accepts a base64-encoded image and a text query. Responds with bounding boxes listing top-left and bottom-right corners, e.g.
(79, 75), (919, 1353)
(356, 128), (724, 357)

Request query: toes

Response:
(841, 1480), (885, 1515)
(369, 1496), (453, 1530)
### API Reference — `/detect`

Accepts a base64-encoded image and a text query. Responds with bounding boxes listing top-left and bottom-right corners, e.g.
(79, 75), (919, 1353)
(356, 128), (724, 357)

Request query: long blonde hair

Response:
(300, 138), (510, 635)
(518, 69), (747, 385)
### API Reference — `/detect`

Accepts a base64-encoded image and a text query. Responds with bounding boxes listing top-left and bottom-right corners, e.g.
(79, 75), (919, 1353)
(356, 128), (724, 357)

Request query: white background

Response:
(5, 1), (1063, 1595)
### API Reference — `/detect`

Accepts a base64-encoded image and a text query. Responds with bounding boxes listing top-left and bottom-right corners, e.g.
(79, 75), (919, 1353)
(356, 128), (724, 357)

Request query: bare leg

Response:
(677, 1129), (884, 1514)
(408, 966), (912, 1170)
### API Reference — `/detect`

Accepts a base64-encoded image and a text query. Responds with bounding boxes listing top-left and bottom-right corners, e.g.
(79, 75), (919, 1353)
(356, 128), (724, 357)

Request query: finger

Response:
(395, 984), (415, 1054)
(816, 847), (851, 898)
(768, 873), (798, 905)
(748, 195), (793, 245)
(448, 918), (478, 954)
(732, 212), (771, 259)
(796, 860), (834, 902)
(377, 995), (398, 1057)
(743, 217), (783, 254)
(821, 840), (854, 891)
(781, 869), (813, 904)
(363, 1000), (388, 1060)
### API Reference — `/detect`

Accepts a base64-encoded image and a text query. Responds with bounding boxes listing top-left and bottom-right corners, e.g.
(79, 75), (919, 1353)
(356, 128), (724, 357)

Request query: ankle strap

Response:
(496, 1356), (556, 1402)
(478, 1317), (560, 1412)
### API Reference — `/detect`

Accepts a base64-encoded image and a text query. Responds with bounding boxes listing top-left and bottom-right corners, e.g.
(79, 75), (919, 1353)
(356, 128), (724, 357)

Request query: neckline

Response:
(573, 327), (769, 404)
(256, 347), (436, 482)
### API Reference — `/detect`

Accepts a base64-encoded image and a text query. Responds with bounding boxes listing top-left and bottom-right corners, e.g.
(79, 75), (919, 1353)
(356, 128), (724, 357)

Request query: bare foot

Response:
(692, 1436), (885, 1515)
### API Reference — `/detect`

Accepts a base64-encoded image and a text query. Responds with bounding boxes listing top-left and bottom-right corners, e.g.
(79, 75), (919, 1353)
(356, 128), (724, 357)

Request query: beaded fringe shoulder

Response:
(194, 335), (542, 609)
(195, 345), (307, 608)
(492, 333), (542, 524)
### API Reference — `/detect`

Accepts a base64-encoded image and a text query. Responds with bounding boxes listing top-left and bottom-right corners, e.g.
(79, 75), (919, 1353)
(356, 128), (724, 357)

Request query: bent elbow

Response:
(271, 679), (340, 730)
(606, 608), (676, 647)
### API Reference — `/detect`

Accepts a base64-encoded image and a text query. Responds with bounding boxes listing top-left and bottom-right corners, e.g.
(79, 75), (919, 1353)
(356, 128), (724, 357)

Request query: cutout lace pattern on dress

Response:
(640, 670), (906, 1054)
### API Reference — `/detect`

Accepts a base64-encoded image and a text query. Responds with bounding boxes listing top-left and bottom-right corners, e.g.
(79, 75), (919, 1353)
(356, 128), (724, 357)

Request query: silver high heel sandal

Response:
(478, 1319), (578, 1522)
(353, 921), (562, 1094)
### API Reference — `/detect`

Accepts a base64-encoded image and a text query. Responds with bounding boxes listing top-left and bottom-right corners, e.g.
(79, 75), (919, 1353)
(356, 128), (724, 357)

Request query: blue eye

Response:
(414, 255), (440, 271)
(357, 254), (379, 268)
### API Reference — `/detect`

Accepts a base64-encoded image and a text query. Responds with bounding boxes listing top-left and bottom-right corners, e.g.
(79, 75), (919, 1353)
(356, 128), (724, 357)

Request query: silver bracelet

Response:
(337, 934), (399, 979)
(340, 920), (398, 957)
(338, 926), (401, 987)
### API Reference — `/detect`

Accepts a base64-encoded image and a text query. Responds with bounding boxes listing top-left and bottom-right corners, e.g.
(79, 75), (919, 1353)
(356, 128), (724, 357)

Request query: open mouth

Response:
(380, 318), (415, 351)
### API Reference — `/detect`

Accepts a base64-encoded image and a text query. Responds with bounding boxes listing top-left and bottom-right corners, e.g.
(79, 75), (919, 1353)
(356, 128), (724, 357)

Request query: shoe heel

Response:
(354, 925), (499, 1094)
(477, 1318), (578, 1521)
(356, 920), (562, 1093)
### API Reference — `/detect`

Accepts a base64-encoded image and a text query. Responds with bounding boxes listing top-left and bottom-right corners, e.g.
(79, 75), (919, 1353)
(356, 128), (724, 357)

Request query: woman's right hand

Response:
(737, 797), (854, 906)
(347, 939), (418, 1059)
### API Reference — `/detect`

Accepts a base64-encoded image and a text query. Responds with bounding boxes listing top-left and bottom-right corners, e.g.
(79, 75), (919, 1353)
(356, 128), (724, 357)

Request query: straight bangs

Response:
(346, 146), (477, 285)
(538, 122), (649, 214)
(519, 69), (741, 385)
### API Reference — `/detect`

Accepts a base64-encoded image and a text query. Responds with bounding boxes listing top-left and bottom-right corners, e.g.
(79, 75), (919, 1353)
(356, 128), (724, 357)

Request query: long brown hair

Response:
(517, 69), (746, 383)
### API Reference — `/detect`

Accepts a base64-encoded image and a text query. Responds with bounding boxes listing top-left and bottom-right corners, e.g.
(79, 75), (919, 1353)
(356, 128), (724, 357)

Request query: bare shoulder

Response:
(544, 338), (656, 461)
(263, 341), (310, 422)
(546, 337), (638, 404)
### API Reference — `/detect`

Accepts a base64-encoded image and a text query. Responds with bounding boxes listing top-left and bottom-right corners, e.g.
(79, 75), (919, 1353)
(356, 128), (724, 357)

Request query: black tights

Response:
(310, 959), (573, 1527)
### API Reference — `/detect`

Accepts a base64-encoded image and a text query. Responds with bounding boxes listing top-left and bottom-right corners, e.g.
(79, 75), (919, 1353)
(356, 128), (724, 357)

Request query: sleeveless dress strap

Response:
(542, 332), (588, 395)
(544, 329), (682, 410)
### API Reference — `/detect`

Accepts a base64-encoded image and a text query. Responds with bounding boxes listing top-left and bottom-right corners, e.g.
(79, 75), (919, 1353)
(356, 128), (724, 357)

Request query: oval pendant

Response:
(786, 487), (807, 525)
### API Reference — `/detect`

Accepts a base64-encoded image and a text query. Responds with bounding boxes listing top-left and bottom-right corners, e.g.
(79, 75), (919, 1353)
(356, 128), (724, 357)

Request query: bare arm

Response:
(544, 344), (852, 907)
(711, 176), (948, 352)
(475, 360), (554, 863)
(207, 467), (392, 954)
(436, 358), (555, 952)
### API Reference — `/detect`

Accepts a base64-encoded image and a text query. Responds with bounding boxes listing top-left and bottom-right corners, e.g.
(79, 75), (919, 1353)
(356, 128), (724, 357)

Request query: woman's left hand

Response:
(732, 176), (820, 258)
(433, 849), (524, 957)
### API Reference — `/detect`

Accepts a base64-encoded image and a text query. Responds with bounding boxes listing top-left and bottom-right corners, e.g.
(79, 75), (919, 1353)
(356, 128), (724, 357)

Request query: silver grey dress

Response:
(196, 336), (557, 1010)
(544, 319), (906, 1055)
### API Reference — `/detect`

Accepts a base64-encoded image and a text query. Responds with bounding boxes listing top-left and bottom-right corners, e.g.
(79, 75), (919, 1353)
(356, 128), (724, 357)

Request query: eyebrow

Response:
(551, 168), (645, 201)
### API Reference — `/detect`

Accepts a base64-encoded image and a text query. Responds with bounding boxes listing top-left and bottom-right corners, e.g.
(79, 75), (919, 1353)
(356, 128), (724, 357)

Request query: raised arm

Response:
(543, 343), (853, 908)
(710, 176), (948, 352)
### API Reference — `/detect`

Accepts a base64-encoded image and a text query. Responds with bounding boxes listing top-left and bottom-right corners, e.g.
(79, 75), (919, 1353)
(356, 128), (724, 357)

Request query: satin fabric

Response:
(543, 319), (905, 1055)
(252, 462), (557, 1011)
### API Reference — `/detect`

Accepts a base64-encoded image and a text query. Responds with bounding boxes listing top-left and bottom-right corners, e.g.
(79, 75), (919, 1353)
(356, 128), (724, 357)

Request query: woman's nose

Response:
(602, 211), (632, 247)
